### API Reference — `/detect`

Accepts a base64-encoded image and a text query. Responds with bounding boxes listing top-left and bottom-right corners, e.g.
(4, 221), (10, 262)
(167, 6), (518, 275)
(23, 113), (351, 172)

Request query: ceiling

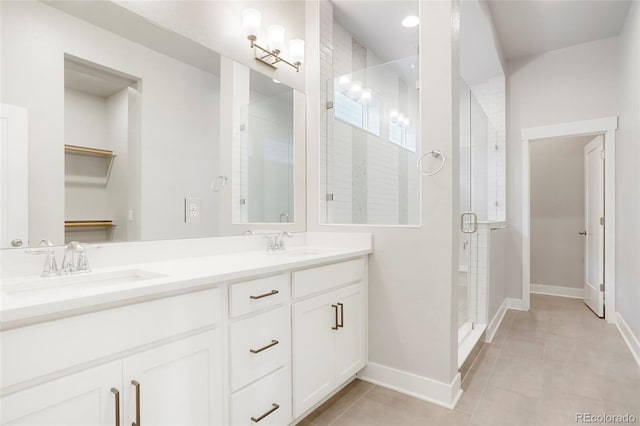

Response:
(460, 0), (504, 84)
(486, 0), (632, 61)
(331, 0), (419, 64)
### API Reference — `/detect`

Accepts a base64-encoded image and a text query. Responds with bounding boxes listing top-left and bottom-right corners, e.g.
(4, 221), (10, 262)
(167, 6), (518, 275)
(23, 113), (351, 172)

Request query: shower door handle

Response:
(461, 211), (478, 234)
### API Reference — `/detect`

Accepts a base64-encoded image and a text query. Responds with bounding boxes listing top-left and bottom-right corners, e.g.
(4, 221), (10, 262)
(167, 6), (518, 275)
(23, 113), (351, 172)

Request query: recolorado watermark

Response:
(576, 413), (637, 423)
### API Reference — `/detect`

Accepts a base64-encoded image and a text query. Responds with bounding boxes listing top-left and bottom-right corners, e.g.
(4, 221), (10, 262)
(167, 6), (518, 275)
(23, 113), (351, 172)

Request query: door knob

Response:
(579, 230), (587, 235)
(11, 239), (23, 247)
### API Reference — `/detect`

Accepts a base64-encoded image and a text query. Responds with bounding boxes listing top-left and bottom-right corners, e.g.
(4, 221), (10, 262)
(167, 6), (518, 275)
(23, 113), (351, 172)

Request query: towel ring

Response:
(417, 150), (446, 176)
(211, 175), (228, 192)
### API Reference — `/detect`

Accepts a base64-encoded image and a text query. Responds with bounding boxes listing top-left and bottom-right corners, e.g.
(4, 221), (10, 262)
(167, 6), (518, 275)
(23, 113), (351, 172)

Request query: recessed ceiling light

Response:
(402, 15), (419, 28)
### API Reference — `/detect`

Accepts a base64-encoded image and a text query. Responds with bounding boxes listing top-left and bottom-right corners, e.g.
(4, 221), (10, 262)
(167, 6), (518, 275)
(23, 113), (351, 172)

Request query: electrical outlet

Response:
(185, 198), (201, 224)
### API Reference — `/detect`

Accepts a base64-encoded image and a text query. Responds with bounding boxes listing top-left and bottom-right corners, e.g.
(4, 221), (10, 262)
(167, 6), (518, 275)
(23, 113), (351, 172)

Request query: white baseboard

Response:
(531, 283), (583, 299)
(486, 299), (508, 343)
(358, 362), (462, 409)
(615, 312), (640, 368)
(505, 297), (525, 311)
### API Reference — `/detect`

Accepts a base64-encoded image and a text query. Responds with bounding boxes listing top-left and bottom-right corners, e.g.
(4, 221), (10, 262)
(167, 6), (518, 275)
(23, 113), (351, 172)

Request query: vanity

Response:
(0, 233), (372, 425)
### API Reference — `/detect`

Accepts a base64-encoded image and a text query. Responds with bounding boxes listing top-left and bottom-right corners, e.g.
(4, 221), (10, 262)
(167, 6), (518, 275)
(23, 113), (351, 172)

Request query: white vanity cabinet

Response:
(228, 274), (292, 426)
(1, 361), (122, 426)
(291, 260), (367, 418)
(1, 288), (224, 426)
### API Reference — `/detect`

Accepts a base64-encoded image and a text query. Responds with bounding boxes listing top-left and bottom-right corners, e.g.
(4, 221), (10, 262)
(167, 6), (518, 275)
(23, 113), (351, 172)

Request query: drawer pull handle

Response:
(131, 380), (141, 426)
(250, 289), (279, 300)
(337, 302), (344, 328)
(111, 388), (120, 426)
(332, 304), (339, 330)
(250, 339), (279, 354)
(251, 403), (280, 423)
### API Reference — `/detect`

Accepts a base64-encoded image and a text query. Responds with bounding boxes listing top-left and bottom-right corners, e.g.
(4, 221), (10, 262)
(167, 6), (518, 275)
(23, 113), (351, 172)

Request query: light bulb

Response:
(338, 75), (351, 92)
(267, 25), (285, 53)
(361, 88), (372, 105)
(242, 9), (261, 40)
(289, 39), (305, 65)
(402, 15), (419, 28)
(398, 113), (405, 123)
(350, 80), (362, 98)
(389, 109), (398, 122)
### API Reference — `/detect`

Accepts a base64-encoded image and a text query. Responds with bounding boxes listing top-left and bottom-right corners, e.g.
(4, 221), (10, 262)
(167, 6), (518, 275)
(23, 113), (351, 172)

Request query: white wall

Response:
(616, 2), (640, 341)
(0, 1), (220, 245)
(530, 136), (591, 289)
(505, 37), (619, 299)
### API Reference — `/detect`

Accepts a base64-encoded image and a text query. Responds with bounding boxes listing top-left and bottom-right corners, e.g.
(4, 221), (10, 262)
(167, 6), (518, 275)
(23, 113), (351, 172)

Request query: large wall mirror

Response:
(0, 0), (306, 248)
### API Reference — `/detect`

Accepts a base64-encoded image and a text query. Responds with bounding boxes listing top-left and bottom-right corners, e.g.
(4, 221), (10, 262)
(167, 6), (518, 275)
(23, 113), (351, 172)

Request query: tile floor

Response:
(300, 294), (640, 426)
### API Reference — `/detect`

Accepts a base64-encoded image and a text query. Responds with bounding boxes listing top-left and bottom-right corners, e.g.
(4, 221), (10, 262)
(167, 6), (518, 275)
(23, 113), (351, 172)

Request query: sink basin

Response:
(2, 269), (167, 296)
(272, 248), (337, 257)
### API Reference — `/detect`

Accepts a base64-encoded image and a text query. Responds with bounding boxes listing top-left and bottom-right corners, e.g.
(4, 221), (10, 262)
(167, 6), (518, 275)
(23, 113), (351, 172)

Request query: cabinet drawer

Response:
(230, 306), (289, 391)
(229, 274), (288, 318)
(230, 367), (291, 426)
(1, 288), (221, 390)
(292, 258), (364, 299)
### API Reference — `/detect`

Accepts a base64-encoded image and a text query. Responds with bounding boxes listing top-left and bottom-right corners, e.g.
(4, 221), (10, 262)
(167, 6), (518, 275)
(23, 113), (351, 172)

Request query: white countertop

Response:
(0, 245), (372, 329)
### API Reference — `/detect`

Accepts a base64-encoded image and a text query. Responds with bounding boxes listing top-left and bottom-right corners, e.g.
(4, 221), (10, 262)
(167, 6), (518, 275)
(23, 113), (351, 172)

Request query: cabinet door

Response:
(1, 361), (121, 426)
(334, 282), (366, 384)
(122, 330), (223, 426)
(292, 291), (336, 418)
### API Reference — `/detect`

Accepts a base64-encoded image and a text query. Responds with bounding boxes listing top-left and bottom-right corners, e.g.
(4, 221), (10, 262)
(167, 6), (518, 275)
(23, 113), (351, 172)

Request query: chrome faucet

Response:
(61, 241), (91, 274)
(39, 239), (59, 277)
(277, 231), (292, 250)
(265, 232), (292, 251)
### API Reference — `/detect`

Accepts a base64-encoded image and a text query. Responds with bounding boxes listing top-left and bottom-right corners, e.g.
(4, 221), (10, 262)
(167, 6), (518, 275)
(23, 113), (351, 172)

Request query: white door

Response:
(1, 361), (121, 426)
(0, 104), (28, 249)
(122, 330), (224, 426)
(584, 135), (605, 317)
(334, 282), (366, 384)
(292, 291), (336, 418)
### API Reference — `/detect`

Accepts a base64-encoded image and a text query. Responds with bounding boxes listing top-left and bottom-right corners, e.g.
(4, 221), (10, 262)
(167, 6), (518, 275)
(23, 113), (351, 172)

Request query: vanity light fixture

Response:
(390, 110), (410, 127)
(402, 15), (420, 28)
(360, 88), (372, 105)
(242, 8), (304, 72)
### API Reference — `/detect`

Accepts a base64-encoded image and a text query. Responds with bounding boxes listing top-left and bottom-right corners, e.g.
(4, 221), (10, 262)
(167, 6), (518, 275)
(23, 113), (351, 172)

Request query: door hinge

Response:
(326, 193), (334, 201)
(240, 198), (246, 205)
(600, 216), (605, 226)
(240, 124), (246, 131)
(600, 150), (605, 159)
(600, 283), (605, 292)
(326, 101), (334, 110)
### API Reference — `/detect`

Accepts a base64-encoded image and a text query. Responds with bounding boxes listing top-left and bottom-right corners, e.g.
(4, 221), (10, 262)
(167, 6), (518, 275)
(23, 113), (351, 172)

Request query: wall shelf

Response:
(64, 144), (117, 186)
(65, 220), (115, 228)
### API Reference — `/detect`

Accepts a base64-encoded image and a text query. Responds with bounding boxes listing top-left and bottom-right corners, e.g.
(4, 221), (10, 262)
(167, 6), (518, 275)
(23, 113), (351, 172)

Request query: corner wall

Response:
(616, 1), (640, 350)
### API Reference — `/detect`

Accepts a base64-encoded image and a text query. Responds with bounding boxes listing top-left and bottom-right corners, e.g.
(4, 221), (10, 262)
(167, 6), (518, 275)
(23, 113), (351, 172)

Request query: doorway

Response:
(521, 117), (617, 321)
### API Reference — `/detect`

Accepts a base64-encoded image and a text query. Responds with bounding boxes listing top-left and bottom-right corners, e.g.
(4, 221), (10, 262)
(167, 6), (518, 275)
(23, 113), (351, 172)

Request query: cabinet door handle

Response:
(337, 302), (344, 328)
(250, 339), (279, 354)
(332, 304), (339, 330)
(131, 380), (141, 426)
(111, 388), (120, 426)
(251, 403), (280, 423)
(250, 289), (279, 300)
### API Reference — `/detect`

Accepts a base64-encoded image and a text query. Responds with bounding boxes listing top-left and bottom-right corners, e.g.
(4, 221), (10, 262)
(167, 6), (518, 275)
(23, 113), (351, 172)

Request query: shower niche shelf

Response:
(64, 144), (117, 186)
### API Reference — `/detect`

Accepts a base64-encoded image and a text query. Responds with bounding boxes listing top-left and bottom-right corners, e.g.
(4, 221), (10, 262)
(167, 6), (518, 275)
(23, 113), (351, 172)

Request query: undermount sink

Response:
(273, 248), (337, 257)
(2, 269), (167, 296)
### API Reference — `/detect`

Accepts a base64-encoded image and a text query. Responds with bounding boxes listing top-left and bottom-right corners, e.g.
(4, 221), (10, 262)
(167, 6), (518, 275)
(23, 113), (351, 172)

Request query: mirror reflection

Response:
(236, 71), (294, 224)
(0, 0), (301, 248)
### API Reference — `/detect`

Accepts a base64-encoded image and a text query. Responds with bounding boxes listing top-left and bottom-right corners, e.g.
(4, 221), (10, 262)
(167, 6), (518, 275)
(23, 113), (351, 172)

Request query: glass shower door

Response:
(458, 81), (479, 339)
